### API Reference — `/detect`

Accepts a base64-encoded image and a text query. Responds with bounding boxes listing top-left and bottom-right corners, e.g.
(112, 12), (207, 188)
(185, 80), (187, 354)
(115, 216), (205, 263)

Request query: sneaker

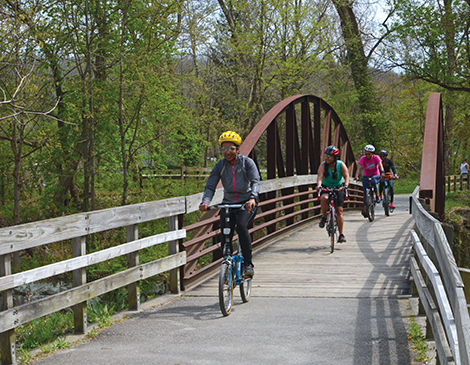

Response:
(376, 196), (381, 203)
(390, 203), (395, 209)
(243, 264), (254, 278)
(379, 195), (382, 200)
(319, 215), (327, 228)
(361, 209), (368, 218)
(338, 234), (346, 243)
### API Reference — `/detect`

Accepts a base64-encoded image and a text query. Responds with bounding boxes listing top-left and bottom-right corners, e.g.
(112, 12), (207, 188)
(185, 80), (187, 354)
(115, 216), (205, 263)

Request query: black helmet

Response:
(325, 145), (340, 156)
(379, 150), (388, 157)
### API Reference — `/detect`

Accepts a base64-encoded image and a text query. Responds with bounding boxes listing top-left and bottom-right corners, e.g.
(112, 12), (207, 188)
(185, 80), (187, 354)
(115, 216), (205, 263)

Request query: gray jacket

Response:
(201, 154), (260, 205)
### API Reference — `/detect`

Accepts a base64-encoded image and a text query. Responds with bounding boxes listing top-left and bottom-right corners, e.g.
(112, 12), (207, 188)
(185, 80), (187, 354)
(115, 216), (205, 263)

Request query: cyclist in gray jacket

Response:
(199, 131), (260, 278)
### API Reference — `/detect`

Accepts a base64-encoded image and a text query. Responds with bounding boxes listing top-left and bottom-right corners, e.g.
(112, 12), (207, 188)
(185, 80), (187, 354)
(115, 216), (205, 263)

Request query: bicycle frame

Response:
(320, 187), (341, 253)
(209, 204), (252, 316)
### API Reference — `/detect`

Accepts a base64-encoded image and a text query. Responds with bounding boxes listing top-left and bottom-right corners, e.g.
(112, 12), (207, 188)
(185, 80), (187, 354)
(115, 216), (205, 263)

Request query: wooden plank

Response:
(0, 252), (186, 332)
(0, 254), (15, 365)
(411, 230), (459, 359)
(0, 230), (186, 292)
(455, 287), (470, 365)
(185, 175), (322, 213)
(410, 258), (455, 365)
(0, 197), (186, 255)
(168, 216), (180, 294)
(127, 224), (140, 311)
(72, 236), (87, 334)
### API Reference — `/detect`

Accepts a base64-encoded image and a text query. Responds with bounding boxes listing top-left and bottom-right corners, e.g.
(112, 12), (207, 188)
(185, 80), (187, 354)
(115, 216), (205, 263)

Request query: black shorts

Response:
(320, 189), (345, 207)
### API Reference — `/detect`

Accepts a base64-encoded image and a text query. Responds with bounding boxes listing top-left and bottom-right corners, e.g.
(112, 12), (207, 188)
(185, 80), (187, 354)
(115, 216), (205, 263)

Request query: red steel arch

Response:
(240, 94), (357, 178)
(181, 94), (360, 289)
(420, 93), (445, 220)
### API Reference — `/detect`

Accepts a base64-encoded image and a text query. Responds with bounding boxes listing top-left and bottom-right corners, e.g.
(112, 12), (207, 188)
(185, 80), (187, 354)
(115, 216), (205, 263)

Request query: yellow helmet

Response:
(218, 131), (242, 146)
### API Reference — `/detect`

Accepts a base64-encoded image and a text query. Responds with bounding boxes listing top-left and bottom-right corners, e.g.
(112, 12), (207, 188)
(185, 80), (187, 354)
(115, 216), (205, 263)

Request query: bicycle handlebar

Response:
(208, 203), (245, 210)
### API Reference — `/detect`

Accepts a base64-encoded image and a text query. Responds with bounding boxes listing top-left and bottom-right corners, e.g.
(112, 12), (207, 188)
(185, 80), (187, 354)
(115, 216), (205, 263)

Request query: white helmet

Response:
(364, 144), (375, 152)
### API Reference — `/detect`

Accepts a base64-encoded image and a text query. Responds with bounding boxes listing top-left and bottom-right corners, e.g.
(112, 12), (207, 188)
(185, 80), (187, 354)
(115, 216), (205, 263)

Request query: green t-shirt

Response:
(322, 160), (343, 188)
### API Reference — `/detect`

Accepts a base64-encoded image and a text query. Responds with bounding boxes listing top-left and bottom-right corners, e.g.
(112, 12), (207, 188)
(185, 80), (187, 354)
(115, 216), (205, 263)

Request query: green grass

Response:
(408, 320), (430, 363)
(394, 174), (420, 194)
(445, 190), (470, 209)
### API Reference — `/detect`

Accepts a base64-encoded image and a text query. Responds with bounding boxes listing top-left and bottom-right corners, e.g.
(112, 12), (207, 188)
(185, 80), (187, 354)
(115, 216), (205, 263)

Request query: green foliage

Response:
(393, 174), (420, 194)
(445, 190), (470, 210)
(16, 310), (74, 350)
(87, 302), (115, 328)
(408, 320), (430, 362)
(53, 337), (71, 349)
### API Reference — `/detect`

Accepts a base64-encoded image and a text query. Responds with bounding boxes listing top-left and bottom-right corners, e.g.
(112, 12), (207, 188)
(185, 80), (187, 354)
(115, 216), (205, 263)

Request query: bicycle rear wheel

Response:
(218, 262), (233, 316)
(240, 278), (252, 302)
(383, 188), (390, 216)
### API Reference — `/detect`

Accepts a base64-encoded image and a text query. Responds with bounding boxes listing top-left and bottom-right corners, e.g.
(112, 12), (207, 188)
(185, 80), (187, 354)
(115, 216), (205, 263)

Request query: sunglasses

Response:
(220, 146), (237, 153)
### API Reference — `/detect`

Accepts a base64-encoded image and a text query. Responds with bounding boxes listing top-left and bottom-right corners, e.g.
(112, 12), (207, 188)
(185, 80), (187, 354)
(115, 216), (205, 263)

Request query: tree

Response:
(331, 0), (387, 147)
(385, 0), (470, 166)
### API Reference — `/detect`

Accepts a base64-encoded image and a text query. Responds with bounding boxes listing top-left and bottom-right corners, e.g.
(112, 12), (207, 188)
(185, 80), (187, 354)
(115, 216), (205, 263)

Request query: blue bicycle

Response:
(209, 204), (252, 316)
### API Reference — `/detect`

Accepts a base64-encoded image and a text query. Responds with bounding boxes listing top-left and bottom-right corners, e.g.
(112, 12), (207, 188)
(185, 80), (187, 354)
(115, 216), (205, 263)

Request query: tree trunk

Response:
(332, 0), (385, 146)
(443, 0), (456, 171)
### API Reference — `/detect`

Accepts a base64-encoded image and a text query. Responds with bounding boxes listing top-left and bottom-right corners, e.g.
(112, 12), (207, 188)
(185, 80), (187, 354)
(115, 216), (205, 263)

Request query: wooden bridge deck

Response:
(186, 194), (415, 299)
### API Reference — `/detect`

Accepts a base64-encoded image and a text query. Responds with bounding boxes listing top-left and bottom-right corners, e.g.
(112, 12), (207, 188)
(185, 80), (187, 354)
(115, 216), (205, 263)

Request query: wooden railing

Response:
(0, 175), (364, 364)
(446, 175), (470, 193)
(141, 167), (212, 180)
(181, 175), (363, 289)
(0, 198), (187, 364)
(410, 186), (470, 365)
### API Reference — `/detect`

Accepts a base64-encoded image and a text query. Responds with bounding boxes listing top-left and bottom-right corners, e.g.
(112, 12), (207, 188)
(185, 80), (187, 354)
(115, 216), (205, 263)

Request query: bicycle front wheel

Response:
(383, 188), (390, 216)
(329, 210), (337, 253)
(367, 192), (375, 222)
(240, 278), (252, 303)
(218, 262), (234, 316)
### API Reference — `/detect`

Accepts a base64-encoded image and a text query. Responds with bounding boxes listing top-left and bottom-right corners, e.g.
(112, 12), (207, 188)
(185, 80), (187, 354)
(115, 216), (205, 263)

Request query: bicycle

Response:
(381, 172), (393, 216)
(364, 176), (379, 222)
(209, 204), (252, 316)
(319, 187), (343, 253)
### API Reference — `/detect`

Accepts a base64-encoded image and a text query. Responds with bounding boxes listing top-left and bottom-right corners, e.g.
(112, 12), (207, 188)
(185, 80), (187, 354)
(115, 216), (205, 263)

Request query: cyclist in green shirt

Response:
(315, 146), (350, 243)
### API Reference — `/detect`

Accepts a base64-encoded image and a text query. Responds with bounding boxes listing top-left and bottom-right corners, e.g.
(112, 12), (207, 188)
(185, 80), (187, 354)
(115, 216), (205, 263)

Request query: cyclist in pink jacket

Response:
(355, 145), (384, 218)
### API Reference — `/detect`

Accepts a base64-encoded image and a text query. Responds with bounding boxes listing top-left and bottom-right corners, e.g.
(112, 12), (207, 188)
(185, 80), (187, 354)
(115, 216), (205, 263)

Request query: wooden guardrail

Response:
(0, 198), (187, 364)
(180, 175), (363, 289)
(0, 175), (364, 364)
(142, 167), (212, 180)
(410, 186), (470, 365)
(141, 167), (269, 181)
(446, 175), (470, 193)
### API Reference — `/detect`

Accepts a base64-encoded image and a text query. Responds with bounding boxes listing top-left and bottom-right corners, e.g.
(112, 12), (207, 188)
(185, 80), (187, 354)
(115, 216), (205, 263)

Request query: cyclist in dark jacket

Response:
(378, 150), (399, 209)
(199, 131), (260, 278)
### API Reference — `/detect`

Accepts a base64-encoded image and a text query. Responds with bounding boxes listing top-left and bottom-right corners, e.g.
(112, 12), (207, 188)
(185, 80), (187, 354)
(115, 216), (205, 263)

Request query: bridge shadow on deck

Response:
(351, 195), (416, 365)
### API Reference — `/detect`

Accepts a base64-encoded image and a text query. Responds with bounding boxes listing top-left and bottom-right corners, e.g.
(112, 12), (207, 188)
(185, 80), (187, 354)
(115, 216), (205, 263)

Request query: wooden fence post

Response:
(127, 224), (140, 310)
(168, 216), (180, 294)
(72, 236), (87, 334)
(0, 254), (16, 364)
